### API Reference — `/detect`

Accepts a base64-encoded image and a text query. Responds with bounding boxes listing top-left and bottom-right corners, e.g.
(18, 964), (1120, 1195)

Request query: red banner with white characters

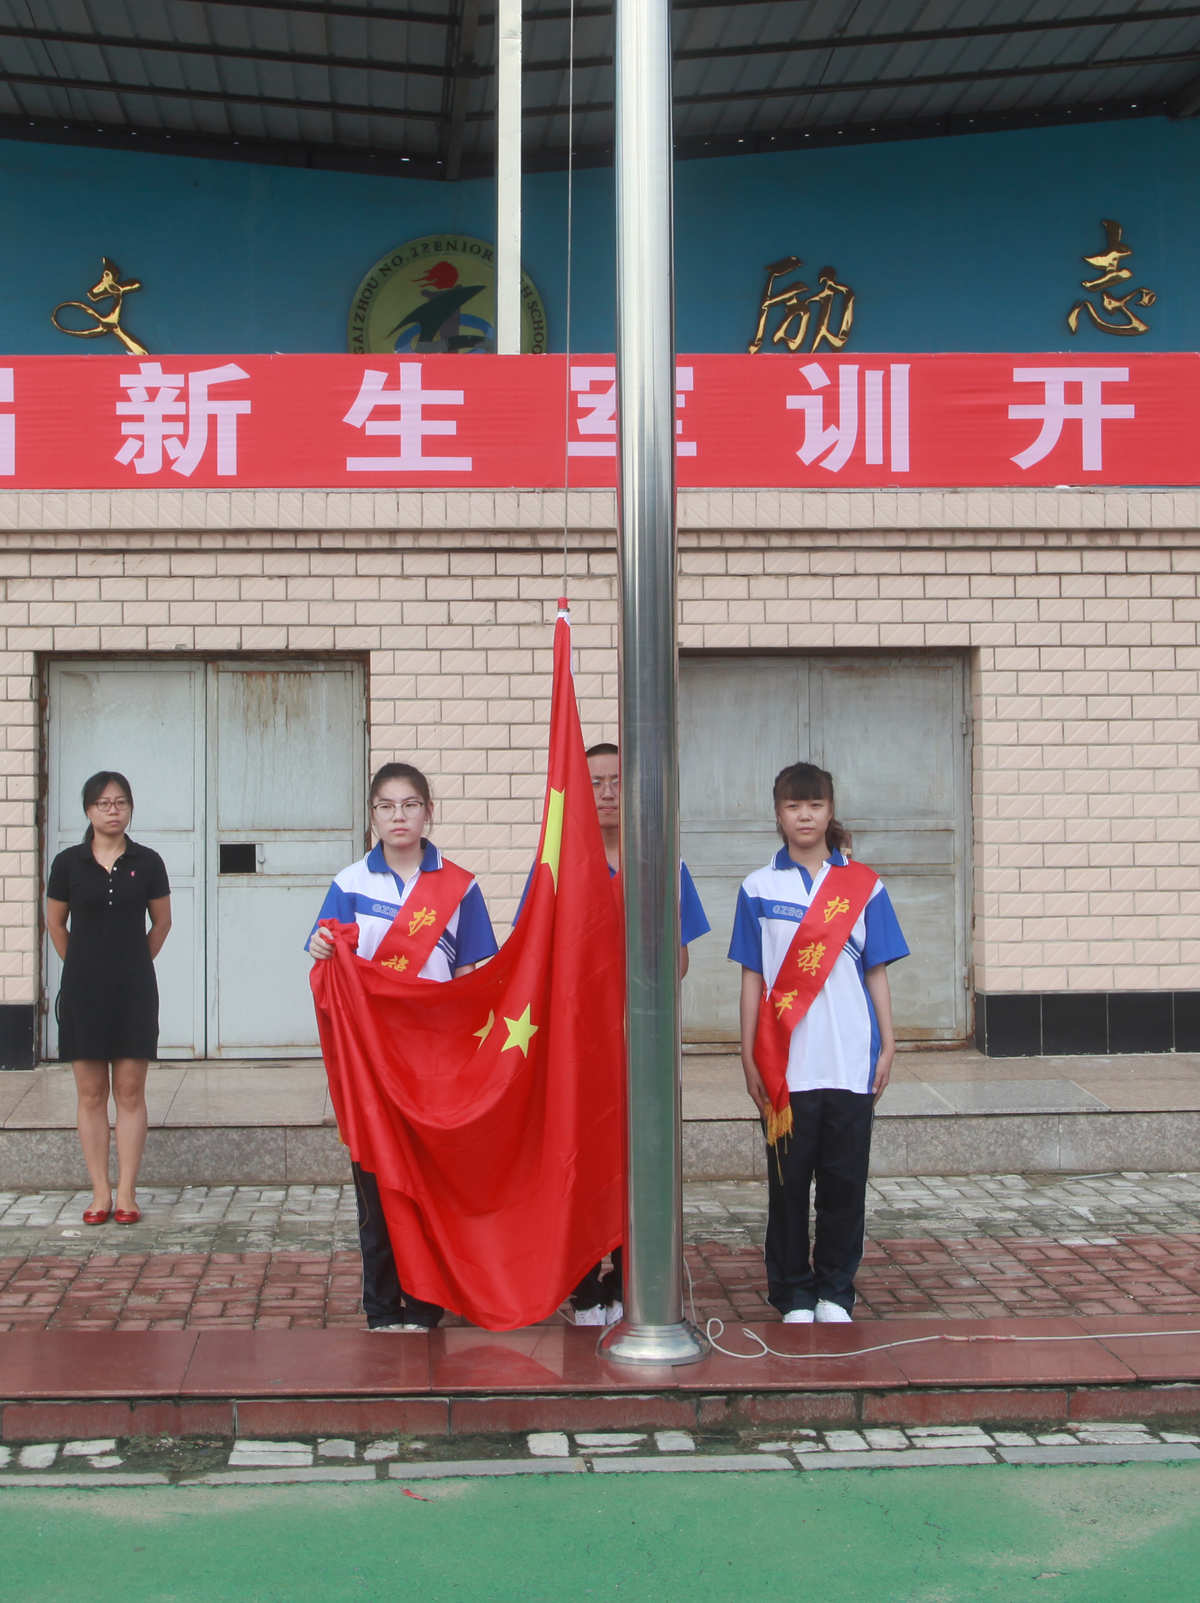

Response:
(1, 353), (1197, 490)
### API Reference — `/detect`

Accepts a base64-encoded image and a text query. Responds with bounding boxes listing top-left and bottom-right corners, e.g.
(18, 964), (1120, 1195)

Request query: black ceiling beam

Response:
(0, 22), (461, 81)
(0, 107), (447, 175)
(0, 89), (1172, 184)
(525, 5), (1200, 75)
(476, 45), (1200, 121)
(1, 68), (445, 123)
(182, 0), (450, 23)
(0, 22), (458, 81)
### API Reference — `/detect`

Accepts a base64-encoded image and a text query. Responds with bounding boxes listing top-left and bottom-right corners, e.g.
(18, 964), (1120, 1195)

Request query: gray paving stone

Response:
(228, 1442), (313, 1467)
(998, 1444), (1200, 1466)
(316, 1439), (357, 1459)
(18, 1444), (57, 1469)
(591, 1455), (792, 1473)
(0, 1473), (169, 1487)
(362, 1441), (401, 1460)
(654, 1431), (696, 1453)
(189, 1468), (377, 1484)
(390, 1459), (586, 1478)
(527, 1432), (570, 1457)
(797, 1448), (996, 1471)
(910, 1426), (993, 1448)
(62, 1439), (117, 1456)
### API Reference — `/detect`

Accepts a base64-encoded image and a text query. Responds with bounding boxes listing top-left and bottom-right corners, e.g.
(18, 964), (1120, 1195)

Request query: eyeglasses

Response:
(371, 798), (426, 818)
(591, 777), (619, 794)
(90, 797), (130, 812)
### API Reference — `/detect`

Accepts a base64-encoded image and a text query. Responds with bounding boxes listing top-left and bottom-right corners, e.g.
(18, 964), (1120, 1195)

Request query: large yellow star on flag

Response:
(540, 787), (564, 888)
(501, 1003), (539, 1056)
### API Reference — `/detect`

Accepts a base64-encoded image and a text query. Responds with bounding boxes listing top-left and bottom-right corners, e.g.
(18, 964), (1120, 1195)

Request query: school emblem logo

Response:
(348, 235), (549, 355)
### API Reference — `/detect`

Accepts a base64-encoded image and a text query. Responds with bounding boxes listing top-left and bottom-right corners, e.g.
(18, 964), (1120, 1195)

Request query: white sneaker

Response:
(573, 1305), (608, 1326)
(815, 1299), (852, 1323)
(369, 1322), (409, 1332)
(398, 1323), (431, 1332)
(782, 1308), (815, 1324)
(604, 1301), (624, 1326)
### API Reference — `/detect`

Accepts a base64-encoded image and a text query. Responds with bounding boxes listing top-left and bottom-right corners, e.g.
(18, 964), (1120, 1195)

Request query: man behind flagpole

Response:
(527, 739), (711, 1325)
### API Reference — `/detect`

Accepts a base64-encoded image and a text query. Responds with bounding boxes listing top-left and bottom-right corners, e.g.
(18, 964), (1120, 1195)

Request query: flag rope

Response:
(560, 0), (577, 594)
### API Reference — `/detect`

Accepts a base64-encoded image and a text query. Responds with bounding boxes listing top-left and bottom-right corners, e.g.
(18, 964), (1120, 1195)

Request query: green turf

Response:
(4, 1462), (1199, 1602)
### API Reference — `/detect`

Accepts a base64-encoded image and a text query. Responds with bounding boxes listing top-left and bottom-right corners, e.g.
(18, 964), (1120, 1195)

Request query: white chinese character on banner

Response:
(568, 364), (696, 458)
(343, 364), (471, 472)
(0, 369), (13, 477)
(786, 362), (910, 473)
(674, 367), (696, 458)
(115, 362), (250, 476)
(1008, 366), (1134, 472)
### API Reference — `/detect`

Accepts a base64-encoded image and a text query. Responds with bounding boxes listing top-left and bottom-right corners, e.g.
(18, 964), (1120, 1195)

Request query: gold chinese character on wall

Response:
(748, 255), (855, 354)
(51, 258), (149, 354)
(1067, 219), (1156, 337)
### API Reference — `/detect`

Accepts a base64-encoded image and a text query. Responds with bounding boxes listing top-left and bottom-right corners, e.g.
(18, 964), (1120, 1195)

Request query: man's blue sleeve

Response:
(726, 885), (763, 972)
(679, 862), (711, 947)
(305, 881), (354, 951)
(455, 882), (499, 966)
(511, 862), (535, 926)
(862, 885), (910, 969)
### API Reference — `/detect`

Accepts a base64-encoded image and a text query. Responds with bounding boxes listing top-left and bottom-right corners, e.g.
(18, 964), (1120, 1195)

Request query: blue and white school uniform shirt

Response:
(728, 848), (908, 1095)
(308, 840), (498, 981)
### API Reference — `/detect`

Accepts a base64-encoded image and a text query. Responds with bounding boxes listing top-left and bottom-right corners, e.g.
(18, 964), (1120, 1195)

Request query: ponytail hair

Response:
(772, 762), (852, 854)
(80, 770), (133, 844)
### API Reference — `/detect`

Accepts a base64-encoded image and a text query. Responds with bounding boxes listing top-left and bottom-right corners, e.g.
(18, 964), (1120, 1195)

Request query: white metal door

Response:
(44, 658), (364, 1060)
(207, 662), (364, 1057)
(44, 662), (206, 1058)
(679, 652), (970, 1044)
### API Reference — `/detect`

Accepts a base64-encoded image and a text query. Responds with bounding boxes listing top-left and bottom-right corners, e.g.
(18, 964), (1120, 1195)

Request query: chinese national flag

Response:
(310, 607), (626, 1330)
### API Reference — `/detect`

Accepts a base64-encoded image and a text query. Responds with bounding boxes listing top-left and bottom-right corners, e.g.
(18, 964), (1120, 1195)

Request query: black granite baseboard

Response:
(0, 1004), (36, 1069)
(975, 990), (1200, 1057)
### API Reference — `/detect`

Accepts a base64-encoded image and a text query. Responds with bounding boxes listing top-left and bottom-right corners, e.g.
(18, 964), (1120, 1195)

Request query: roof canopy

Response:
(1, 0), (1198, 180)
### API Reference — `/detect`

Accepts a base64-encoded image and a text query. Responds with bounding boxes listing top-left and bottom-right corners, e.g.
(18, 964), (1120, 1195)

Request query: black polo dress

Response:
(47, 838), (171, 1062)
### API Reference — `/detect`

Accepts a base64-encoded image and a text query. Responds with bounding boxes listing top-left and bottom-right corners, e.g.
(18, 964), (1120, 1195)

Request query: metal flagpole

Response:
(496, 0), (522, 353)
(599, 0), (706, 1366)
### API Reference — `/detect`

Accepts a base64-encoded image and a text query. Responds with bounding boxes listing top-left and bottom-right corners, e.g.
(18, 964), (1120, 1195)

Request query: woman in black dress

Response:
(45, 772), (171, 1225)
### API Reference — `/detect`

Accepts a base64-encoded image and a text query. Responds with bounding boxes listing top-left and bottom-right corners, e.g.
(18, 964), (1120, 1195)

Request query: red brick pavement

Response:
(2, 1234), (1199, 1331)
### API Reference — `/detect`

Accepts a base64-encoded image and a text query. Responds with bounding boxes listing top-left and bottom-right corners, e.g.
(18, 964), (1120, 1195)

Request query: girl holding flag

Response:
(308, 762), (498, 1330)
(728, 763), (908, 1324)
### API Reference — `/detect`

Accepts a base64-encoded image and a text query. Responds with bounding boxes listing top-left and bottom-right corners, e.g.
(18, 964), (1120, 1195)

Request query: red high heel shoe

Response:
(82, 1206), (111, 1225)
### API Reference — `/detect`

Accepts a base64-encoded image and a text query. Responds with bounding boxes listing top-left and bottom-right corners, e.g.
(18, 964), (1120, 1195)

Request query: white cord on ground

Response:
(703, 1318), (1200, 1362)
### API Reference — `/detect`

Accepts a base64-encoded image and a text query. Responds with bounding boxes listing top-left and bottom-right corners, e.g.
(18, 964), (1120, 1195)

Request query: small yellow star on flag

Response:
(540, 787), (565, 888)
(473, 1010), (495, 1046)
(501, 1003), (539, 1056)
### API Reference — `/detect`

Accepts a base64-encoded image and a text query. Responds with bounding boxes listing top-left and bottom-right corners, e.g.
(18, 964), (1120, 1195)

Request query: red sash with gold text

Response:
(370, 860), (474, 978)
(754, 859), (878, 1144)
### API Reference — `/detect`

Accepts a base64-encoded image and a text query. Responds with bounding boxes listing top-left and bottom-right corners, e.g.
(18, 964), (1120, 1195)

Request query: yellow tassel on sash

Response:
(765, 1102), (793, 1147)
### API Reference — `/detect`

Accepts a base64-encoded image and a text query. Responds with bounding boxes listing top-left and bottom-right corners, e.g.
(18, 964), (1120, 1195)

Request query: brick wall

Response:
(1, 488), (1197, 1022)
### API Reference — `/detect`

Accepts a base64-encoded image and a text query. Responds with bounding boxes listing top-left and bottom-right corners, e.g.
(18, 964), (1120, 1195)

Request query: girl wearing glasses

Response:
(308, 762), (498, 1330)
(45, 771), (172, 1227)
